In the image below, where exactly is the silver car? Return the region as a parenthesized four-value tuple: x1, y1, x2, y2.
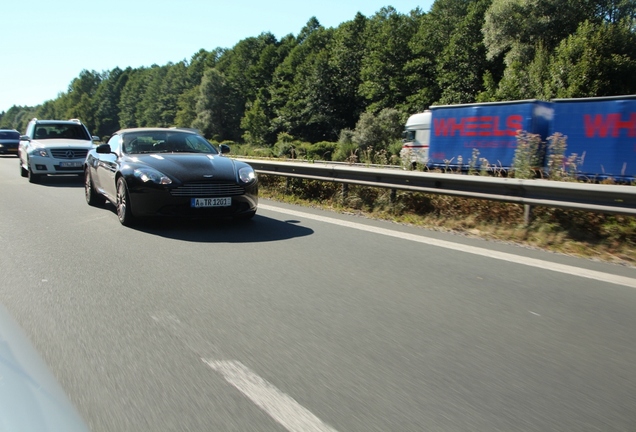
(19, 118, 98, 183)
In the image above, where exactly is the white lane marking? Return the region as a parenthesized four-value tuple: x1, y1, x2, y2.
(204, 360, 339, 432)
(260, 204, 636, 289)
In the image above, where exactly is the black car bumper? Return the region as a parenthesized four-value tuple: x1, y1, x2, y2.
(128, 182, 258, 219)
(0, 143, 18, 155)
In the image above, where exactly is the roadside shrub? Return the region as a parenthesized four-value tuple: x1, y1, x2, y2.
(333, 142, 359, 163)
(512, 131, 543, 179)
(305, 141, 338, 161)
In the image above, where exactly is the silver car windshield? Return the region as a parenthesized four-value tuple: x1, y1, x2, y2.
(122, 131, 219, 155)
(34, 124, 90, 140)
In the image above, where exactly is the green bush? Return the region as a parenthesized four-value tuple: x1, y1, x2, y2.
(304, 141, 338, 161)
(333, 142, 359, 163)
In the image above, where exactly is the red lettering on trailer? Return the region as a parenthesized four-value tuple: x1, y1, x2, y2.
(434, 115, 523, 137)
(491, 116, 507, 137)
(464, 117, 479, 136)
(434, 118, 460, 136)
(506, 115, 523, 134)
(584, 113, 636, 138)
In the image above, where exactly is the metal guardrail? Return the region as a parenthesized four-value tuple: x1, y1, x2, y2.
(237, 158, 636, 217)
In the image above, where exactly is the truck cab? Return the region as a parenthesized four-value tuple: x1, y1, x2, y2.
(400, 111, 431, 168)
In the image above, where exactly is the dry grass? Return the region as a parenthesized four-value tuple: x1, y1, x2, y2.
(259, 175, 636, 267)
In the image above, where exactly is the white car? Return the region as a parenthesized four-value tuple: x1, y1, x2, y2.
(19, 118, 98, 183)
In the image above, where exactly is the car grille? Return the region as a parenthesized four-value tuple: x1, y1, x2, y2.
(170, 182, 245, 197)
(50, 149, 89, 159)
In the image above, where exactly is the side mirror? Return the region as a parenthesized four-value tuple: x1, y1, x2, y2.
(96, 143, 112, 154)
(219, 144, 230, 154)
(92, 135, 100, 142)
(20, 135, 30, 141)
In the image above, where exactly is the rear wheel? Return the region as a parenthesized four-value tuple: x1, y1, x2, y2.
(116, 177, 135, 226)
(85, 170, 102, 206)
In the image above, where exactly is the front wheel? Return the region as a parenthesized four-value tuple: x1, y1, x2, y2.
(116, 177, 135, 226)
(19, 161, 27, 178)
(28, 167, 41, 183)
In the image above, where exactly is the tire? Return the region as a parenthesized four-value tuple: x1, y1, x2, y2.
(28, 167, 41, 184)
(19, 161, 28, 178)
(84, 170, 102, 207)
(116, 177, 135, 226)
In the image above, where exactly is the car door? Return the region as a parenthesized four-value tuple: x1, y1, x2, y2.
(96, 135, 121, 202)
(19, 122, 36, 164)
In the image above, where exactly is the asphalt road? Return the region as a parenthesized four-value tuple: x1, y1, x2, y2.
(1, 154, 636, 432)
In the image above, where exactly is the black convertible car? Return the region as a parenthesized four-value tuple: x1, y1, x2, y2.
(84, 128, 258, 226)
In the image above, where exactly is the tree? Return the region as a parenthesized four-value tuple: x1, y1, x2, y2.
(595, 0, 636, 23)
(268, 19, 335, 141)
(193, 69, 241, 141)
(118, 68, 150, 128)
(137, 65, 169, 127)
(241, 96, 270, 145)
(158, 61, 189, 127)
(93, 67, 130, 137)
(360, 7, 422, 113)
(406, 0, 467, 111)
(239, 34, 296, 145)
(548, 20, 636, 97)
(482, 0, 595, 66)
(352, 108, 403, 153)
(327, 12, 369, 132)
(436, 0, 495, 104)
(63, 69, 102, 131)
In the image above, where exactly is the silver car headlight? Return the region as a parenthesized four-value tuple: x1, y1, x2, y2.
(238, 166, 256, 184)
(133, 167, 172, 185)
(29, 148, 49, 157)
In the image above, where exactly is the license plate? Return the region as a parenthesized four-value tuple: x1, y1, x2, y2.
(191, 197, 232, 208)
(59, 162, 82, 167)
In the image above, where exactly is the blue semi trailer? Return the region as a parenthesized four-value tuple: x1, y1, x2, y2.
(401, 95, 636, 181)
(551, 95, 636, 180)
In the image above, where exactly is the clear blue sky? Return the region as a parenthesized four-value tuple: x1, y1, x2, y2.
(1, 0, 432, 113)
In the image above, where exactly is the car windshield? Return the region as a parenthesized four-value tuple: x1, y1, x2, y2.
(0, 130, 19, 140)
(122, 131, 219, 155)
(35, 124, 90, 140)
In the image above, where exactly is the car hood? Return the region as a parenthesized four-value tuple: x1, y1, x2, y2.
(127, 154, 239, 182)
(30, 139, 94, 149)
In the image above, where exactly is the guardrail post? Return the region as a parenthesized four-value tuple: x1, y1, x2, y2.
(342, 183, 349, 203)
(524, 204, 533, 225)
(390, 189, 397, 203)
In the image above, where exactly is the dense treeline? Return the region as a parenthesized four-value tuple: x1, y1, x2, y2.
(2, 0, 636, 159)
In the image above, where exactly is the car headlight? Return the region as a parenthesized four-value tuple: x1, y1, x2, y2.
(29, 148, 49, 157)
(133, 167, 172, 185)
(238, 166, 256, 183)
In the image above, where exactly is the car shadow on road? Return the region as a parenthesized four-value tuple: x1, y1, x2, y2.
(100, 203, 314, 243)
(30, 175, 84, 188)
